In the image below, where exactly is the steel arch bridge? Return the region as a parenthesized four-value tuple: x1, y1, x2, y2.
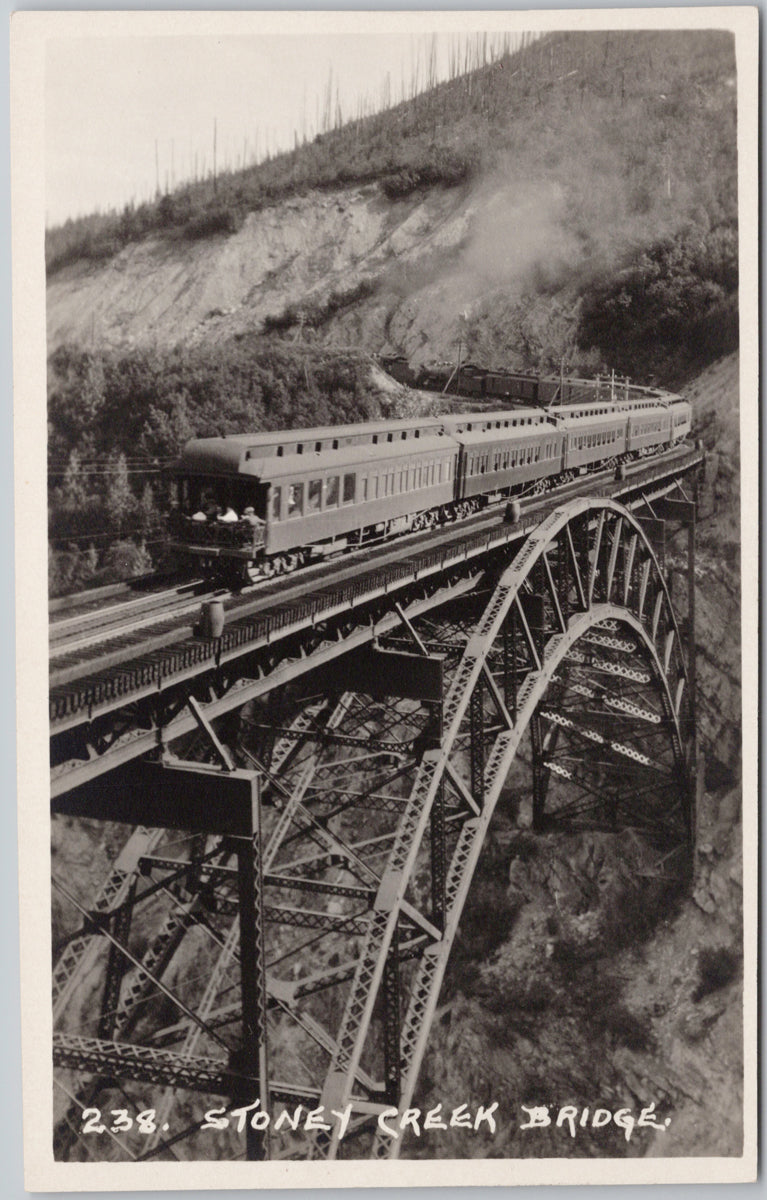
(51, 492, 698, 1163)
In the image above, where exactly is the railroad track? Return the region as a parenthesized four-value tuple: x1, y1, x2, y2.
(49, 579, 213, 658)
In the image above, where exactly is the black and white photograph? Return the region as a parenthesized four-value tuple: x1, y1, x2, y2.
(12, 8, 757, 1190)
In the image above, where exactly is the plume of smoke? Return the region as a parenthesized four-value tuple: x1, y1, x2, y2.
(459, 181, 582, 297)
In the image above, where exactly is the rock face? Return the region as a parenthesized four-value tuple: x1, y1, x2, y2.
(47, 184, 470, 356)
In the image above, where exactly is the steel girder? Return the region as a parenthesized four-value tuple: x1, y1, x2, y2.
(51, 495, 696, 1164)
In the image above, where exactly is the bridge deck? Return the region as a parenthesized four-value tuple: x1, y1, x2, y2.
(51, 446, 701, 726)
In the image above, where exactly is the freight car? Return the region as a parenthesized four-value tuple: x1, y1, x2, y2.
(169, 386, 691, 584)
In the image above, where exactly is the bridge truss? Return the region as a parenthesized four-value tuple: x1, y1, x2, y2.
(51, 488, 700, 1163)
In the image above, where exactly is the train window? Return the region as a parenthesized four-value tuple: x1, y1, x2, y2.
(333, 440, 339, 450)
(271, 486, 282, 520)
(308, 479, 322, 511)
(387, 433, 394, 443)
(373, 435, 378, 444)
(361, 476, 368, 502)
(297, 444, 303, 454)
(326, 476, 339, 507)
(288, 483, 304, 518)
(277, 446, 284, 457)
(402, 431, 407, 440)
(315, 442, 322, 453)
(343, 474, 356, 504)
(415, 429, 420, 438)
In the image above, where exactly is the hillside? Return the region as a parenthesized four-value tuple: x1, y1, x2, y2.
(47, 29, 737, 381)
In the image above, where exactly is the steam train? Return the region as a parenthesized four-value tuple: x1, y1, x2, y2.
(378, 354, 634, 406)
(169, 383, 692, 585)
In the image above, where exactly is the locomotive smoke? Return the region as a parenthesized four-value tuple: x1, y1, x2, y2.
(459, 180, 581, 297)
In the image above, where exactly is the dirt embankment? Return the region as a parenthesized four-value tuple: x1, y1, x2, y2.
(46, 174, 600, 370)
(47, 183, 469, 358)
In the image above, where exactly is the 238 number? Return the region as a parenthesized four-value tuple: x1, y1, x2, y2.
(81, 1108, 159, 1135)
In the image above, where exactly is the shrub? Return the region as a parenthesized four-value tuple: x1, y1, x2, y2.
(183, 205, 240, 240)
(578, 225, 739, 384)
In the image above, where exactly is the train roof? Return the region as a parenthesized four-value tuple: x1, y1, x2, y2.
(554, 390, 683, 416)
(443, 408, 554, 430)
(176, 434, 457, 480)
(191, 414, 445, 450)
(558, 409, 631, 429)
(456, 425, 561, 448)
